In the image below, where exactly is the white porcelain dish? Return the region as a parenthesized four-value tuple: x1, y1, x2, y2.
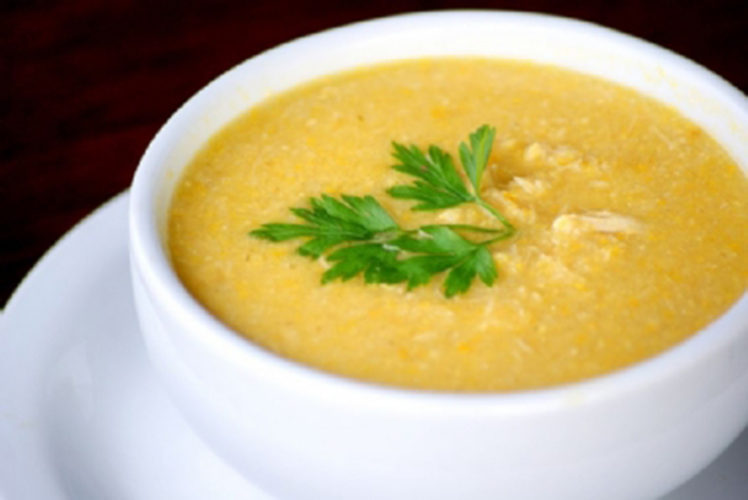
(129, 11, 748, 500)
(1, 194, 747, 499)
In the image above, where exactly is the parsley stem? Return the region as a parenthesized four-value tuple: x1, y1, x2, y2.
(440, 224, 505, 234)
(430, 223, 513, 247)
(475, 197, 516, 236)
(480, 230, 515, 246)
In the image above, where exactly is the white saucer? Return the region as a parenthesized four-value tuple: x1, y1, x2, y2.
(0, 192, 746, 500)
(0, 193, 270, 500)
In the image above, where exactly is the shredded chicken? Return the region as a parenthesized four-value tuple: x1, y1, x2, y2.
(510, 176, 548, 196)
(552, 211, 642, 235)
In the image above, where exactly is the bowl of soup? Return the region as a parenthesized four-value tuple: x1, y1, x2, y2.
(129, 10, 748, 500)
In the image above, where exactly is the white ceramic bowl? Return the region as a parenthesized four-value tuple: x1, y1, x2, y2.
(129, 11, 748, 500)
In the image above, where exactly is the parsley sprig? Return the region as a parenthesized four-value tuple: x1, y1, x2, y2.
(251, 125, 515, 297)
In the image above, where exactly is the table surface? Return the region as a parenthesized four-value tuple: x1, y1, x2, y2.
(2, 0, 747, 307)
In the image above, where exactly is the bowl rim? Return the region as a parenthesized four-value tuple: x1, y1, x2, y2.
(129, 9, 748, 414)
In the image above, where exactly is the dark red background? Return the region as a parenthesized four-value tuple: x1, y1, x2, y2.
(2, 0, 747, 307)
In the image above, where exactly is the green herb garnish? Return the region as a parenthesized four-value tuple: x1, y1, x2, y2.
(251, 125, 515, 297)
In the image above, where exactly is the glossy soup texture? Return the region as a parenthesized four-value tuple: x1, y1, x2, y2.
(168, 59, 748, 391)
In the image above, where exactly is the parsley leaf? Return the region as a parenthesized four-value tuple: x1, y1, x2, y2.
(387, 143, 473, 210)
(460, 124, 496, 193)
(323, 243, 403, 285)
(251, 194, 398, 258)
(443, 245, 497, 297)
(390, 226, 498, 296)
(388, 124, 515, 236)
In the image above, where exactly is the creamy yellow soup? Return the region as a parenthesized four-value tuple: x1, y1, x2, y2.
(168, 59, 748, 391)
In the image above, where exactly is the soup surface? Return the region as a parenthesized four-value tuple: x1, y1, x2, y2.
(169, 59, 748, 391)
